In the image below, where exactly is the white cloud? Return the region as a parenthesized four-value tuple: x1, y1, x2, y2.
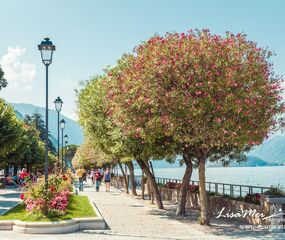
(0, 46, 36, 90)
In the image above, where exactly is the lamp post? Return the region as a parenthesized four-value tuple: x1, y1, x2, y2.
(38, 37, 55, 214)
(64, 134, 68, 170)
(54, 97, 63, 171)
(64, 137, 68, 171)
(60, 119, 66, 173)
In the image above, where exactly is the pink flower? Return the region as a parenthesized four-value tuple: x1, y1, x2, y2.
(215, 118, 222, 123)
(20, 194, 25, 200)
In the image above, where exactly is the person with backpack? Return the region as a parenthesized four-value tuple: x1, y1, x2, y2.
(75, 165, 85, 192)
(104, 168, 111, 192)
(95, 169, 102, 192)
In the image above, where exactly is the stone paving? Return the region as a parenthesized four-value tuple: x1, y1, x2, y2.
(0, 181, 284, 239)
(0, 188, 21, 215)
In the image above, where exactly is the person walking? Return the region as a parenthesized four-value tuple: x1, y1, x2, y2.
(104, 168, 111, 192)
(75, 165, 85, 192)
(19, 168, 29, 191)
(95, 169, 102, 192)
(91, 168, 95, 186)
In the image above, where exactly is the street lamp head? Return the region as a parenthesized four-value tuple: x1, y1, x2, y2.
(38, 37, 55, 66)
(60, 119, 66, 130)
(64, 134, 68, 142)
(54, 96, 63, 112)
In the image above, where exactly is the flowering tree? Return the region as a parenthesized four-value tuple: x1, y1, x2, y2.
(77, 76, 176, 206)
(76, 76, 134, 194)
(72, 138, 110, 169)
(106, 30, 284, 224)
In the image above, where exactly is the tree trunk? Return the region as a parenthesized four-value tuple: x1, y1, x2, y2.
(4, 166, 9, 176)
(118, 162, 129, 194)
(126, 161, 137, 196)
(149, 161, 155, 203)
(146, 180, 151, 200)
(141, 171, 145, 200)
(136, 159, 163, 209)
(198, 155, 210, 225)
(13, 166, 18, 176)
(176, 152, 193, 215)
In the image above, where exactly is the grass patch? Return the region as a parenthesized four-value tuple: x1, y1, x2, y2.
(0, 195, 96, 222)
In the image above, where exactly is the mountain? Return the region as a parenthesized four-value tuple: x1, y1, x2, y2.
(249, 135, 285, 164)
(11, 103, 83, 146)
(207, 155, 279, 167)
(14, 110, 24, 120)
(140, 155, 278, 169)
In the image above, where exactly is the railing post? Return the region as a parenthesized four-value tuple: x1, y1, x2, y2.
(240, 186, 242, 197)
(215, 183, 218, 194)
(223, 184, 225, 195)
(230, 184, 234, 197)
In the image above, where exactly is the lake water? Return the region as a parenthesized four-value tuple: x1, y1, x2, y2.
(134, 166, 285, 188)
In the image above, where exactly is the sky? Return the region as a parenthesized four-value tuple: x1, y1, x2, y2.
(0, 0, 285, 120)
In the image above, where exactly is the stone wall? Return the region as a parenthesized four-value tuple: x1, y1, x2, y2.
(112, 176, 266, 225)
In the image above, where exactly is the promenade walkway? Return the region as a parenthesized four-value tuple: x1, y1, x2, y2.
(0, 181, 284, 239)
(81, 181, 284, 240)
(0, 188, 20, 215)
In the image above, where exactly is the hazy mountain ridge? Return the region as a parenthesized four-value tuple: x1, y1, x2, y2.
(249, 136, 285, 164)
(11, 103, 83, 146)
(141, 155, 279, 169)
(9, 103, 285, 165)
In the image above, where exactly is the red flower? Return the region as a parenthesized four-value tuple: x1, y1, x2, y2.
(255, 193, 261, 201)
(62, 175, 68, 181)
(20, 194, 25, 200)
(50, 186, 55, 192)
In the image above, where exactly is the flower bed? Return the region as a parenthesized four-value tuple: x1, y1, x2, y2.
(0, 195, 96, 222)
(21, 173, 73, 217)
(0, 195, 105, 233)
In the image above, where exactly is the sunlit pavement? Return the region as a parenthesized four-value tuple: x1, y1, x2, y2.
(0, 181, 284, 239)
(0, 188, 21, 215)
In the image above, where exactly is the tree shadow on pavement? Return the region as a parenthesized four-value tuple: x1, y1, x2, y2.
(146, 201, 285, 240)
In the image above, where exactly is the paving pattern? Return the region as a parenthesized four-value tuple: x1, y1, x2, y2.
(0, 188, 21, 215)
(0, 181, 284, 239)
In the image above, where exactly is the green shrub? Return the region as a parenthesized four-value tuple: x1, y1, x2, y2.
(264, 185, 284, 196)
(244, 193, 261, 205)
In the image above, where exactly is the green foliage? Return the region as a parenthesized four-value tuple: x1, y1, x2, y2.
(264, 185, 284, 196)
(0, 65, 7, 90)
(72, 138, 110, 169)
(4, 126, 44, 167)
(244, 193, 261, 205)
(24, 113, 57, 154)
(0, 100, 56, 171)
(0, 98, 23, 160)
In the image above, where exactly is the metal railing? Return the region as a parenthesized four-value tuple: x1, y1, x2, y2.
(132, 175, 271, 198)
